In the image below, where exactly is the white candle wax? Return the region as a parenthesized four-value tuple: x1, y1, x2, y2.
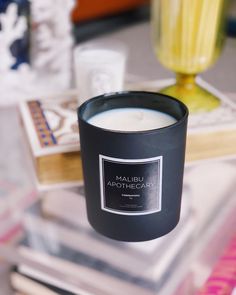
(88, 108, 177, 131)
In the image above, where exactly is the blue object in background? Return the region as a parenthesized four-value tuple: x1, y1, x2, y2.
(228, 18, 236, 36)
(0, 0, 30, 69)
(227, 0, 236, 37)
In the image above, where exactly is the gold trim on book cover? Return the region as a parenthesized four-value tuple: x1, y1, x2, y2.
(36, 152, 83, 185)
(186, 130, 236, 162)
(20, 116, 83, 186)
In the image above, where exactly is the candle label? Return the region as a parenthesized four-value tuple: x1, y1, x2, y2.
(99, 155, 162, 215)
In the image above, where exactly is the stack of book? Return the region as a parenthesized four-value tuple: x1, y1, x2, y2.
(9, 186, 195, 295)
(184, 159, 236, 235)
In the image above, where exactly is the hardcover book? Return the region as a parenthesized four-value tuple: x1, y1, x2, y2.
(14, 188, 194, 295)
(19, 80, 236, 187)
(128, 78, 236, 163)
(11, 268, 77, 295)
(19, 94, 83, 187)
(192, 185, 236, 292)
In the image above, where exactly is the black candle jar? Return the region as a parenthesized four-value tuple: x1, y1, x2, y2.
(78, 91, 188, 242)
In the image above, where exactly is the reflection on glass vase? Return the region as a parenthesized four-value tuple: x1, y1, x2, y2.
(151, 0, 228, 113)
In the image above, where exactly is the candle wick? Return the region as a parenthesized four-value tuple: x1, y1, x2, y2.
(136, 111, 144, 121)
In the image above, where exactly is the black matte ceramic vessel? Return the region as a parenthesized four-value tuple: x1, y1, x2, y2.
(78, 91, 188, 242)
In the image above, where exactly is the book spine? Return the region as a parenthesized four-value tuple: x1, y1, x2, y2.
(197, 234, 236, 294)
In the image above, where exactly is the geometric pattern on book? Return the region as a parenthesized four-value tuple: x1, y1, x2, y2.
(28, 101, 57, 147)
(28, 98, 78, 148)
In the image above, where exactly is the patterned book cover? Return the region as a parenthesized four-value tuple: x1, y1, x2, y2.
(20, 80, 236, 162)
(19, 95, 80, 157)
(19, 94, 83, 187)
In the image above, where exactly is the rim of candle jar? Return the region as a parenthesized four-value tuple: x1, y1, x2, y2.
(77, 91, 189, 135)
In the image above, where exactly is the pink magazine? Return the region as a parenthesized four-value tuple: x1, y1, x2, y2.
(197, 234, 236, 294)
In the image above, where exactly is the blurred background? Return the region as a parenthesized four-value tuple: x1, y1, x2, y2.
(72, 0, 236, 41)
(0, 1, 236, 295)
